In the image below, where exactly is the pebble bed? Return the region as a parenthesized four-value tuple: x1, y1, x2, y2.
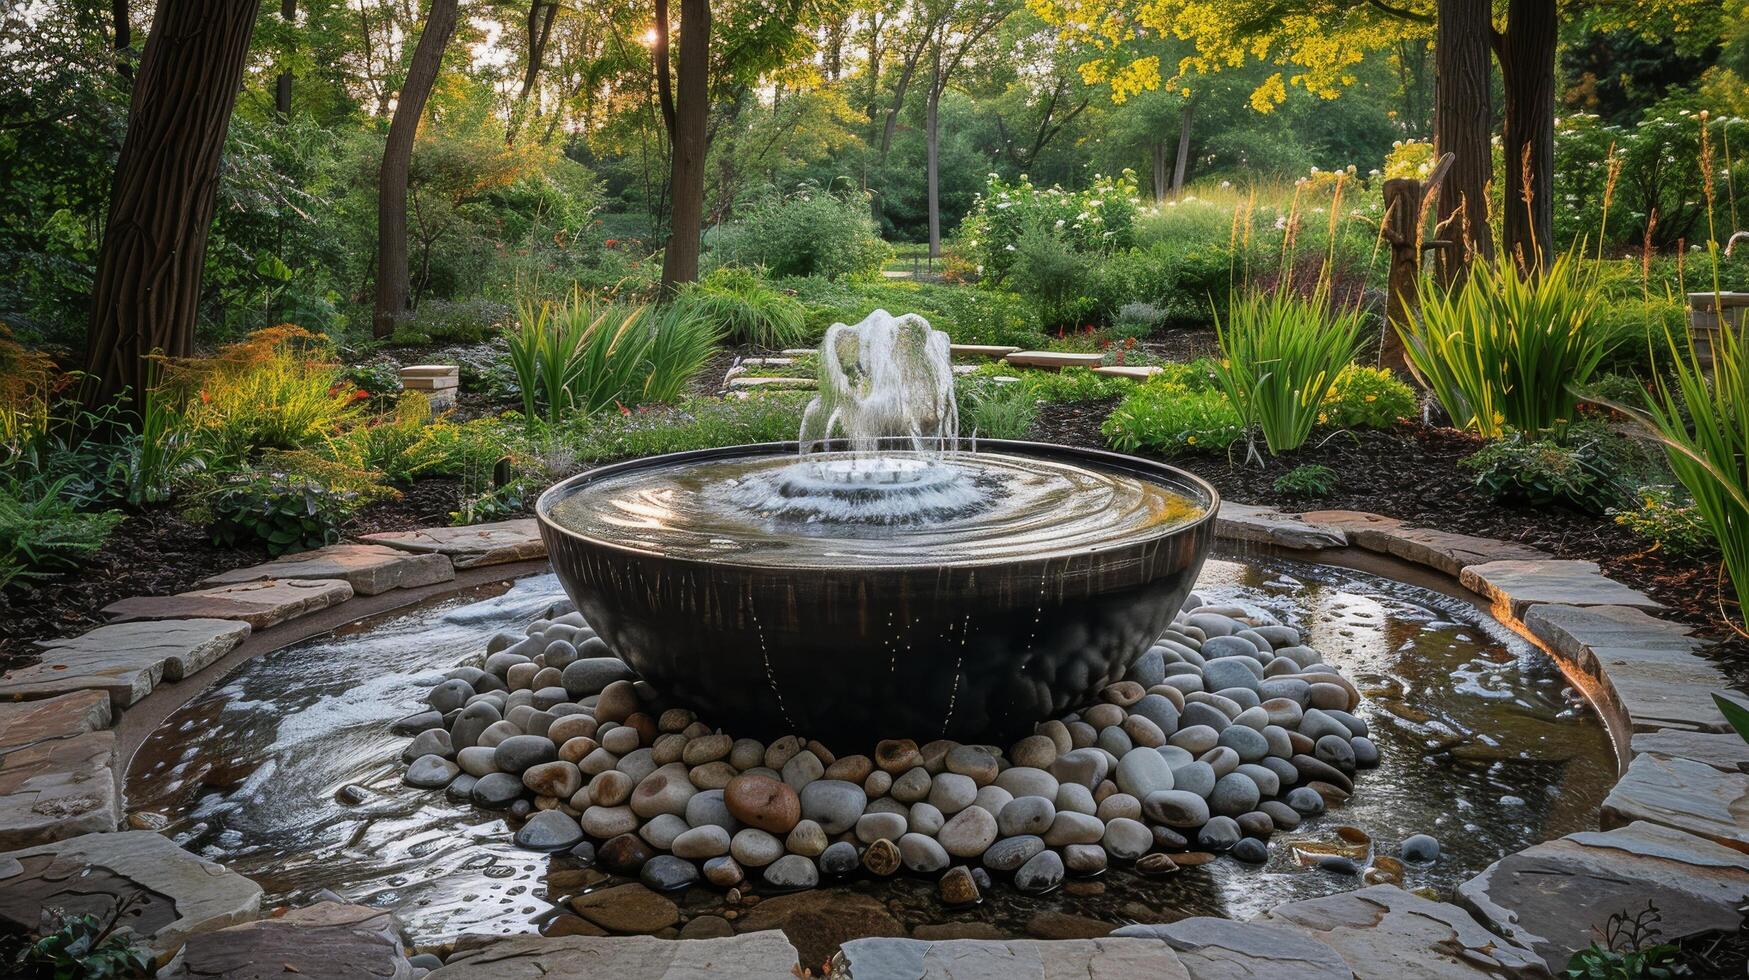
(395, 592, 1408, 905)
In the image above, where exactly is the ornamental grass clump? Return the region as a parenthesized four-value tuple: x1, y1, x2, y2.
(1401, 249, 1617, 438)
(1211, 282, 1366, 457)
(508, 292, 720, 423)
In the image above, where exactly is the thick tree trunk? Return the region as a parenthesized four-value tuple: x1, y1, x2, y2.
(275, 0, 295, 120)
(372, 0, 459, 338)
(659, 0, 712, 294)
(1432, 0, 1494, 285)
(926, 46, 942, 258)
(1498, 0, 1555, 271)
(82, 0, 260, 410)
(1170, 98, 1194, 195)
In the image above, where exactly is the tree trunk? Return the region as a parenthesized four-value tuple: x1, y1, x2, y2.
(1151, 140, 1168, 204)
(1498, 0, 1555, 272)
(275, 0, 295, 120)
(1432, 0, 1494, 285)
(926, 45, 942, 259)
(82, 0, 260, 410)
(372, 0, 459, 338)
(659, 0, 712, 294)
(111, 0, 132, 85)
(1170, 98, 1194, 195)
(508, 0, 559, 145)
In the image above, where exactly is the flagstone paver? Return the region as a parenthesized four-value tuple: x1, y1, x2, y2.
(0, 689, 111, 745)
(164, 901, 414, 980)
(1457, 821, 1749, 972)
(360, 519, 546, 568)
(0, 619, 251, 708)
(199, 544, 453, 596)
(1600, 754, 1749, 851)
(0, 729, 118, 849)
(1110, 918, 1353, 979)
(1250, 884, 1546, 979)
(1459, 560, 1664, 617)
(1631, 730, 1749, 773)
(1214, 503, 1347, 550)
(102, 578, 355, 630)
(834, 937, 1191, 980)
(1301, 511, 1550, 576)
(425, 930, 800, 978)
(1519, 604, 1699, 664)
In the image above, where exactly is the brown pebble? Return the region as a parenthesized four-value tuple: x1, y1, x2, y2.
(1335, 825, 1370, 846)
(623, 712, 658, 746)
(938, 865, 981, 905)
(1101, 681, 1145, 707)
(875, 739, 923, 774)
(824, 754, 874, 783)
(1308, 780, 1351, 803)
(1137, 853, 1178, 876)
(1171, 851, 1217, 866)
(863, 838, 901, 875)
(723, 773, 801, 833)
(805, 739, 837, 766)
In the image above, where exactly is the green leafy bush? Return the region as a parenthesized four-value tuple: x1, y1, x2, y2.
(506, 295, 719, 422)
(963, 383, 1038, 440)
(334, 393, 462, 483)
(676, 267, 810, 349)
(960, 172, 1139, 281)
(1212, 284, 1366, 455)
(1561, 902, 1682, 980)
(1401, 250, 1618, 437)
(1102, 382, 1245, 453)
(4, 895, 151, 979)
(1320, 365, 1417, 430)
(1007, 222, 1095, 328)
(708, 184, 889, 280)
(200, 453, 391, 555)
(1273, 464, 1337, 497)
(1592, 298, 1685, 374)
(552, 394, 809, 466)
(383, 297, 513, 346)
(168, 326, 364, 463)
(783, 277, 1046, 349)
(1112, 301, 1167, 339)
(1612, 486, 1714, 555)
(0, 479, 123, 591)
(1459, 422, 1660, 514)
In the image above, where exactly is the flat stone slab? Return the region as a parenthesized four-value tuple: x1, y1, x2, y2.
(726, 375, 816, 389)
(200, 544, 454, 597)
(1457, 820, 1749, 972)
(950, 344, 1021, 358)
(1601, 754, 1749, 851)
(1, 619, 251, 709)
(0, 831, 263, 966)
(360, 520, 546, 569)
(1003, 351, 1104, 370)
(426, 930, 800, 978)
(1214, 503, 1347, 550)
(1251, 884, 1545, 978)
(1111, 918, 1353, 979)
(1632, 729, 1749, 773)
(102, 578, 355, 630)
(1520, 603, 1697, 664)
(835, 937, 1190, 979)
(1090, 365, 1162, 379)
(1303, 511, 1549, 576)
(1459, 559, 1664, 618)
(1587, 647, 1749, 732)
(0, 690, 111, 747)
(166, 901, 413, 979)
(0, 729, 118, 849)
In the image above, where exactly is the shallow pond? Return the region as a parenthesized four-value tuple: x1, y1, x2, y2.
(126, 553, 1617, 948)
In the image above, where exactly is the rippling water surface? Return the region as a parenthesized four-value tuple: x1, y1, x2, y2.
(127, 554, 1616, 944)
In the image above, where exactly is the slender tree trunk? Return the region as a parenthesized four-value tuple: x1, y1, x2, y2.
(659, 0, 712, 294)
(1170, 98, 1195, 195)
(372, 0, 459, 337)
(1151, 140, 1168, 204)
(1498, 0, 1555, 272)
(111, 0, 132, 85)
(508, 0, 558, 145)
(82, 0, 260, 410)
(275, 0, 296, 120)
(1433, 0, 1494, 285)
(926, 45, 942, 258)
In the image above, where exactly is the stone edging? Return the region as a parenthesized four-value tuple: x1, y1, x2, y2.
(3, 506, 1747, 978)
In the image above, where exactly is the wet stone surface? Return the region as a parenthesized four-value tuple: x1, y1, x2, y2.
(127, 556, 1614, 953)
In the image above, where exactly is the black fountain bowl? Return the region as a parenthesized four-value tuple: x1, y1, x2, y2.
(535, 440, 1219, 748)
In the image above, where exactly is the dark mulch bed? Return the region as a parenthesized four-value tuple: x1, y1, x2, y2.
(0, 477, 468, 671)
(1028, 400, 1748, 667)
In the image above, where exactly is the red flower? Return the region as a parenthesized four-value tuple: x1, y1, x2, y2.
(605, 239, 619, 247)
(353, 389, 370, 401)
(616, 401, 631, 416)
(199, 389, 212, 404)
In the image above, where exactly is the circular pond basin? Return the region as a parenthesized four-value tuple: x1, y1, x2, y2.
(125, 552, 1615, 948)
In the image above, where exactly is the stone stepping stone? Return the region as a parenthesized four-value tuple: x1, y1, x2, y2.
(361, 519, 546, 569)
(1252, 884, 1545, 978)
(568, 882, 680, 933)
(201, 544, 454, 597)
(1589, 648, 1749, 733)
(1003, 351, 1104, 370)
(426, 930, 800, 978)
(0, 619, 251, 708)
(1215, 503, 1346, 551)
(102, 578, 355, 630)
(734, 889, 905, 969)
(1459, 559, 1663, 618)
(739, 357, 798, 367)
(1457, 820, 1749, 973)
(0, 831, 263, 968)
(1111, 918, 1353, 979)
(837, 937, 1191, 979)
(1300, 511, 1549, 576)
(1520, 603, 1698, 661)
(1631, 730, 1749, 773)
(0, 689, 111, 746)
(0, 728, 118, 849)
(163, 901, 412, 980)
(400, 364, 459, 389)
(949, 344, 1021, 359)
(726, 376, 816, 389)
(1090, 365, 1162, 379)
(1601, 755, 1749, 850)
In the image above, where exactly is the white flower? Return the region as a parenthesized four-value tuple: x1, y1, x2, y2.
(1274, 216, 1288, 230)
(975, 265, 983, 274)
(1219, 181, 1232, 189)
(1004, 244, 1015, 251)
(1054, 219, 1065, 229)
(996, 202, 1012, 209)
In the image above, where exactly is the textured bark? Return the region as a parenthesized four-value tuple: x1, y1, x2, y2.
(1432, 0, 1494, 284)
(82, 0, 261, 410)
(111, 0, 132, 85)
(926, 43, 941, 257)
(372, 0, 459, 337)
(1498, 0, 1555, 271)
(275, 0, 295, 119)
(507, 0, 559, 145)
(659, 0, 712, 293)
(1382, 177, 1425, 376)
(1151, 140, 1168, 203)
(1171, 98, 1195, 194)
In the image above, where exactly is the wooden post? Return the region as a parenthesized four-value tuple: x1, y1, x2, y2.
(1380, 153, 1454, 378)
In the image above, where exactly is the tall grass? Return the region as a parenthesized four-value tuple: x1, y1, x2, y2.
(676, 267, 810, 349)
(1211, 282, 1367, 456)
(508, 291, 720, 422)
(1400, 249, 1617, 437)
(167, 325, 362, 461)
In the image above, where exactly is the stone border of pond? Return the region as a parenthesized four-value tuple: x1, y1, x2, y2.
(2, 507, 1746, 978)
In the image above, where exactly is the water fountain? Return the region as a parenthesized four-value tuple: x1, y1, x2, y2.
(537, 310, 1218, 744)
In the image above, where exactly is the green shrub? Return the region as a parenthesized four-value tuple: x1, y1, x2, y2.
(1612, 486, 1714, 555)
(506, 294, 719, 422)
(1458, 421, 1660, 514)
(1084, 242, 1235, 327)
(169, 326, 364, 463)
(963, 383, 1038, 440)
(676, 267, 810, 349)
(960, 171, 1139, 281)
(334, 394, 461, 483)
(1112, 302, 1166, 339)
(1273, 464, 1337, 497)
(1212, 284, 1367, 455)
(1102, 382, 1245, 453)
(200, 452, 392, 556)
(783, 277, 1046, 349)
(708, 184, 889, 280)
(552, 393, 810, 466)
(382, 297, 513, 346)
(0, 479, 123, 591)
(1593, 298, 1685, 374)
(1320, 365, 1418, 430)
(1401, 250, 1618, 437)
(1007, 222, 1095, 328)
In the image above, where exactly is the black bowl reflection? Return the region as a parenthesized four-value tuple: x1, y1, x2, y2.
(535, 440, 1218, 748)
